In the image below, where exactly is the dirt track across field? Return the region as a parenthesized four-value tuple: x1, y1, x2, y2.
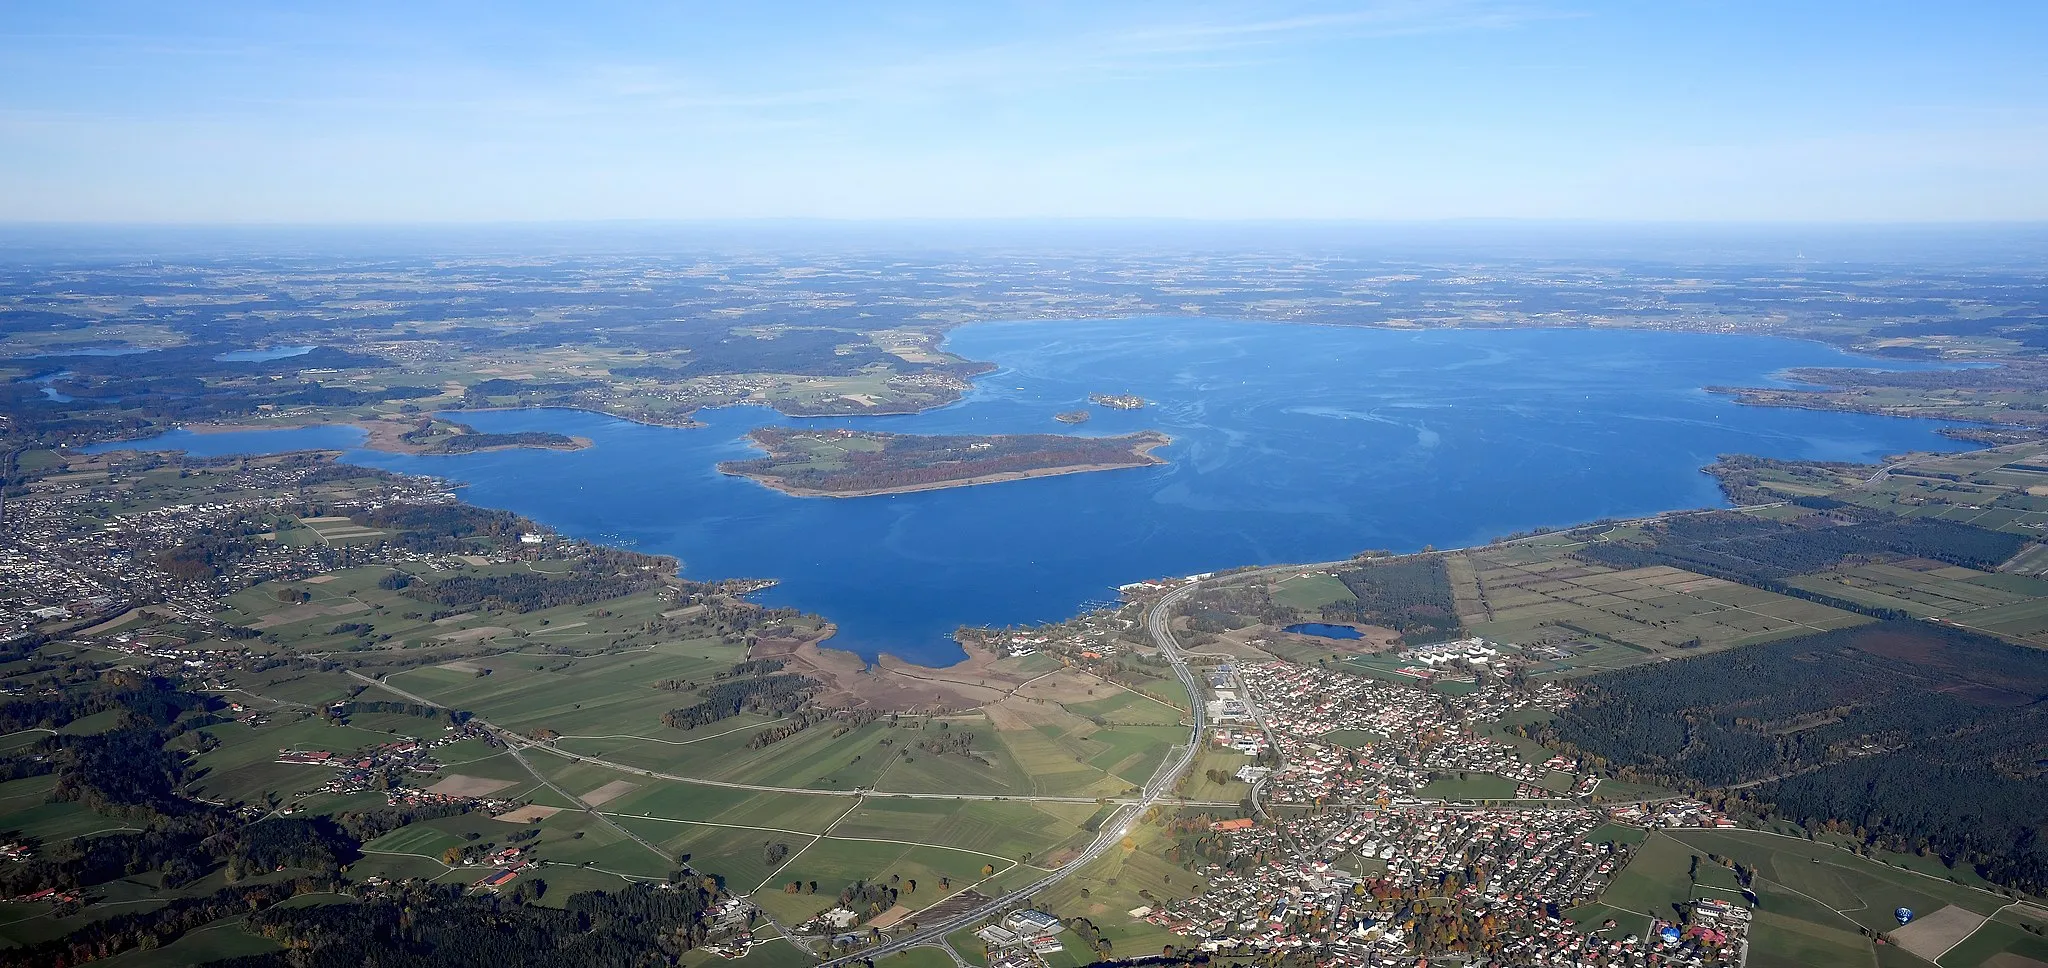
(1890, 905, 1986, 961)
(425, 775, 516, 798)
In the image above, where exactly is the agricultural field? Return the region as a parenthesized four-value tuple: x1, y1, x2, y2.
(827, 800, 1097, 862)
(1456, 544, 1871, 669)
(1414, 774, 1520, 801)
(1789, 560, 2048, 644)
(218, 565, 698, 665)
(744, 838, 1016, 925)
(1828, 442, 2048, 542)
(1270, 572, 1354, 611)
(1588, 826, 2028, 968)
(384, 637, 749, 739)
(1933, 904, 2048, 968)
(981, 696, 1173, 798)
(1032, 820, 1206, 961)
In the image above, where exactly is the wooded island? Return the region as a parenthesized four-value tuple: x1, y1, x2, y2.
(719, 427, 1170, 497)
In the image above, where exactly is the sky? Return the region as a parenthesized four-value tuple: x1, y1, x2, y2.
(2, 1, 2046, 223)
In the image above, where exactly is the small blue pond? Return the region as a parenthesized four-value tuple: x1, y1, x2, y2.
(1282, 623, 1364, 640)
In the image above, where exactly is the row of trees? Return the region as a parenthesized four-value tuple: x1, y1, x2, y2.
(660, 672, 820, 729)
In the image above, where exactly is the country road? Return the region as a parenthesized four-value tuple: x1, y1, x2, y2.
(337, 539, 1613, 964)
(806, 577, 1212, 967)
(344, 604, 1220, 968)
(342, 669, 1237, 808)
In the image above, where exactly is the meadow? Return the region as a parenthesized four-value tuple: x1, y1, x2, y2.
(1587, 826, 2035, 968)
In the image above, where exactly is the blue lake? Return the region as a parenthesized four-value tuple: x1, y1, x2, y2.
(96, 319, 1978, 666)
(215, 345, 316, 362)
(1281, 623, 1365, 640)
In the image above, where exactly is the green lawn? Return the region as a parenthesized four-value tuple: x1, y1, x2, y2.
(1414, 774, 1519, 800)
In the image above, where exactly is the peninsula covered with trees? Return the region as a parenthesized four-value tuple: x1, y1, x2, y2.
(719, 427, 1171, 497)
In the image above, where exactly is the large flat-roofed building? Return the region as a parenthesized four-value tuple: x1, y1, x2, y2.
(1002, 909, 1062, 938)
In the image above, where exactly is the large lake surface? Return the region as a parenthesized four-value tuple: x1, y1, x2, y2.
(100, 319, 1977, 665)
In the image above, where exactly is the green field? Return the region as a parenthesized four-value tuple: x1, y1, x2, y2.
(100, 918, 284, 967)
(745, 838, 1012, 924)
(1788, 561, 2048, 643)
(1035, 821, 1205, 961)
(1936, 906, 2048, 968)
(219, 566, 711, 670)
(1590, 827, 2025, 967)
(1458, 546, 1872, 671)
(875, 946, 958, 968)
(1414, 774, 1520, 800)
(1271, 572, 1355, 611)
(827, 800, 1095, 860)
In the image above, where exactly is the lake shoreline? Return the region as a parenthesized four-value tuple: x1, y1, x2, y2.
(181, 417, 595, 455)
(82, 322, 1984, 666)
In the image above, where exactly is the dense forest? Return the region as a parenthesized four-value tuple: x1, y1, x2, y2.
(197, 881, 720, 968)
(348, 503, 532, 552)
(661, 672, 821, 729)
(405, 568, 662, 614)
(1575, 511, 2026, 581)
(1321, 557, 1460, 642)
(420, 430, 579, 453)
(1545, 622, 2048, 892)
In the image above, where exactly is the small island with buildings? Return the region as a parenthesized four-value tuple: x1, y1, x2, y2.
(1087, 392, 1147, 410)
(719, 427, 1171, 497)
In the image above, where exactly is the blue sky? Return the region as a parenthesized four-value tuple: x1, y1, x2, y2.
(3, 1, 2044, 222)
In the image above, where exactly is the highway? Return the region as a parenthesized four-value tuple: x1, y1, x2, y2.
(331, 502, 1833, 962)
(807, 580, 1211, 967)
(346, 585, 1212, 967)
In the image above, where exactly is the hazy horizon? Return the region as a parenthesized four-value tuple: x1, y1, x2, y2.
(5, 2, 2046, 223)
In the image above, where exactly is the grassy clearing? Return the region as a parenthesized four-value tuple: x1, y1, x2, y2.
(1271, 572, 1354, 611)
(101, 917, 283, 967)
(947, 927, 992, 967)
(1414, 774, 1520, 800)
(876, 947, 957, 968)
